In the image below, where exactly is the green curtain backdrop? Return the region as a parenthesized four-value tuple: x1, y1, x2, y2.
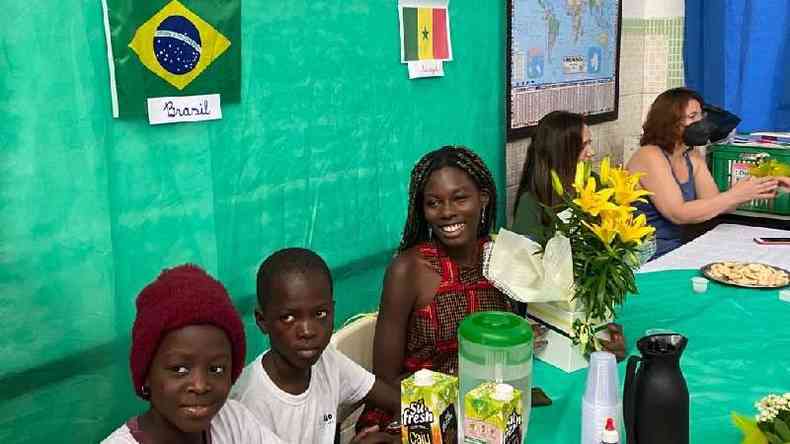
(0, 1, 505, 442)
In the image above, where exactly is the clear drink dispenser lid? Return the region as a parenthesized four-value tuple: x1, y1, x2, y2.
(458, 311, 533, 347)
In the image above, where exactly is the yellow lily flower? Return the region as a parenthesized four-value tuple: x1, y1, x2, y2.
(599, 156, 612, 186)
(600, 204, 636, 223)
(573, 177, 618, 217)
(609, 167, 652, 206)
(582, 217, 617, 245)
(616, 213, 656, 245)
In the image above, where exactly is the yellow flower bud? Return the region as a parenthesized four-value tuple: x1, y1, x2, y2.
(551, 170, 565, 196)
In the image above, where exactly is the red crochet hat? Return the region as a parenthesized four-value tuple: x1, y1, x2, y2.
(130, 264, 246, 399)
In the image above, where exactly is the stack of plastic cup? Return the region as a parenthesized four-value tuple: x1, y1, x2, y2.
(581, 351, 623, 444)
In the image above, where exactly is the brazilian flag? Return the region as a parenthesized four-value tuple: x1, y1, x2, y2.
(101, 0, 240, 118)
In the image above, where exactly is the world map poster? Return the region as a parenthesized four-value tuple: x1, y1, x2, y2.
(507, 0, 621, 139)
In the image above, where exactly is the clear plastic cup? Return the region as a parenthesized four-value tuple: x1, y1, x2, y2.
(583, 351, 619, 406)
(691, 276, 709, 293)
(582, 351, 622, 444)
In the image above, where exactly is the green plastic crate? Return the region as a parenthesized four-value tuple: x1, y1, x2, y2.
(708, 143, 790, 215)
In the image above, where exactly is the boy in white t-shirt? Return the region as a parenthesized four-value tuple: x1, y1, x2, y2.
(231, 248, 399, 444)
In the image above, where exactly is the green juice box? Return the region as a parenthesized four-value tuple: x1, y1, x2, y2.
(463, 382, 523, 444)
(401, 369, 459, 444)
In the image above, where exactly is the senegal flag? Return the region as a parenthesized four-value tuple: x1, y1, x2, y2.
(400, 6, 452, 62)
(101, 0, 240, 118)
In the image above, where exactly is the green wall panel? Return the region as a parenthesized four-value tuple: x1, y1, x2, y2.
(0, 1, 505, 442)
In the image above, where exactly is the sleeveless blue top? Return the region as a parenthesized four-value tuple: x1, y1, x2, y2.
(636, 150, 697, 259)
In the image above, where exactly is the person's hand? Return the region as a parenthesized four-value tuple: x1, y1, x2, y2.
(599, 323, 626, 362)
(774, 176, 790, 191)
(530, 322, 549, 353)
(729, 177, 778, 204)
(351, 426, 399, 444)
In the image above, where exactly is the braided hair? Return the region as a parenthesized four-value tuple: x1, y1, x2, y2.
(399, 145, 497, 252)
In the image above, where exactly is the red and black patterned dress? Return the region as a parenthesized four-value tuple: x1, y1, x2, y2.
(357, 238, 510, 432)
(403, 238, 510, 375)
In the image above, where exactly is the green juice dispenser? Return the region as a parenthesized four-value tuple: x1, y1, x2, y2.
(458, 311, 533, 443)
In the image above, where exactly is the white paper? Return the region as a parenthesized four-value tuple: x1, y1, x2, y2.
(557, 208, 573, 224)
(399, 0, 447, 6)
(751, 131, 790, 137)
(408, 60, 444, 79)
(484, 228, 575, 303)
(147, 94, 222, 125)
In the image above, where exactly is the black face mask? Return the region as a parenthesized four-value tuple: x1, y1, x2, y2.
(682, 119, 715, 146)
(682, 104, 741, 147)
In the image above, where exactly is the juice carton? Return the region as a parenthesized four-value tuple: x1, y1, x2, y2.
(401, 369, 459, 444)
(463, 382, 523, 444)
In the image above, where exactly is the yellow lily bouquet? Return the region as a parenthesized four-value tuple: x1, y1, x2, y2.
(549, 157, 655, 354)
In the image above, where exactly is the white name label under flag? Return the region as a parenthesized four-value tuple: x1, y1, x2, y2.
(147, 94, 222, 125)
(408, 60, 444, 79)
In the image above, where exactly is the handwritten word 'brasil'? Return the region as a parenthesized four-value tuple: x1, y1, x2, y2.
(163, 100, 211, 118)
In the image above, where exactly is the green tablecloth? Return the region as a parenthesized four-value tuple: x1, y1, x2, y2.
(525, 269, 790, 443)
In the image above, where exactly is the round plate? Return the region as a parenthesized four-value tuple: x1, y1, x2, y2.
(701, 262, 790, 289)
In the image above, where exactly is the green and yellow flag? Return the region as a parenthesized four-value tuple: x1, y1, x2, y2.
(400, 6, 452, 62)
(101, 0, 240, 118)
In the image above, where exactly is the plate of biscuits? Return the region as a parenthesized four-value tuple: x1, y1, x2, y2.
(701, 261, 790, 288)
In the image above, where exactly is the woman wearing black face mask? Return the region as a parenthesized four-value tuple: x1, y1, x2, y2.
(626, 87, 778, 259)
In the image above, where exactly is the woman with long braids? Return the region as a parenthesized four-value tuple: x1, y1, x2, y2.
(356, 146, 513, 432)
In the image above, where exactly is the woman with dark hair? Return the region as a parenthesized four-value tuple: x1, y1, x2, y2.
(626, 87, 777, 258)
(375, 146, 506, 377)
(357, 146, 511, 432)
(512, 111, 593, 244)
(510, 111, 624, 358)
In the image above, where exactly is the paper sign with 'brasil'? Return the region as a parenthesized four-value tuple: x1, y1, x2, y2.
(400, 7, 452, 62)
(101, 0, 240, 118)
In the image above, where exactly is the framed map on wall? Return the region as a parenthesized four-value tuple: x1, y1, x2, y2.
(507, 0, 622, 141)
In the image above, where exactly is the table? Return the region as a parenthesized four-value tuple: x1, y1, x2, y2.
(526, 269, 790, 443)
(639, 223, 790, 273)
(733, 209, 790, 223)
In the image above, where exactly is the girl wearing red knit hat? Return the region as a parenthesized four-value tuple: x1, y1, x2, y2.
(101, 264, 284, 444)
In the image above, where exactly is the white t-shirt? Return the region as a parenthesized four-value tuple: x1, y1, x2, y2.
(230, 345, 376, 444)
(100, 399, 285, 444)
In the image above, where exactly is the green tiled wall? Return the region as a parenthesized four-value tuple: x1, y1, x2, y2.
(623, 17, 685, 88)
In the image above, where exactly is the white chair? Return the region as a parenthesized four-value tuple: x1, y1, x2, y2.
(330, 314, 378, 444)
